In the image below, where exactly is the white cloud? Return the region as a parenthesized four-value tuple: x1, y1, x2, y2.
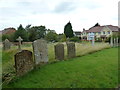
(0, 0, 119, 33)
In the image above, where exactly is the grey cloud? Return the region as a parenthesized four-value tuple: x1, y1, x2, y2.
(54, 2, 77, 13)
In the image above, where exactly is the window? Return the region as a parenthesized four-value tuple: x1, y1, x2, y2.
(108, 31, 110, 34)
(98, 32, 101, 34)
(103, 31, 105, 34)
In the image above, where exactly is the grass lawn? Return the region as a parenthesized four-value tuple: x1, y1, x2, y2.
(2, 42, 110, 76)
(3, 47, 118, 88)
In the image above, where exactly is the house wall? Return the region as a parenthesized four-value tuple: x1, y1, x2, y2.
(100, 27, 112, 37)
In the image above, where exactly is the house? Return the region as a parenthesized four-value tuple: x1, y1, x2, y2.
(73, 31, 81, 38)
(81, 25, 119, 41)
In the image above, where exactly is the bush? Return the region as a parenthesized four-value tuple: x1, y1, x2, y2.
(58, 34, 67, 42)
(95, 38, 102, 42)
(2, 34, 14, 42)
(69, 36, 80, 42)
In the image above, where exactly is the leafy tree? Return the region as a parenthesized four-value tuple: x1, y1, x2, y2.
(14, 24, 28, 41)
(69, 36, 80, 42)
(25, 24, 31, 32)
(28, 28, 38, 41)
(27, 25, 47, 41)
(45, 30, 58, 42)
(58, 34, 67, 42)
(2, 33, 15, 42)
(64, 21, 74, 38)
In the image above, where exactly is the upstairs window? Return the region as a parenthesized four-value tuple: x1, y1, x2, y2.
(108, 31, 110, 34)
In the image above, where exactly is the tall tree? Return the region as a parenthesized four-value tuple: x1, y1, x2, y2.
(14, 24, 28, 41)
(45, 30, 58, 42)
(64, 21, 74, 38)
(27, 25, 47, 41)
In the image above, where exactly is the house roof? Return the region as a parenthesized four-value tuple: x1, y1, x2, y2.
(82, 25, 119, 33)
(87, 26, 104, 33)
(2, 28, 16, 34)
(105, 25, 119, 32)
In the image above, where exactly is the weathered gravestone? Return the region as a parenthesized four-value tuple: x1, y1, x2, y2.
(16, 36, 23, 51)
(33, 39, 48, 65)
(54, 44, 64, 60)
(67, 42, 76, 58)
(3, 39, 11, 50)
(14, 50, 34, 76)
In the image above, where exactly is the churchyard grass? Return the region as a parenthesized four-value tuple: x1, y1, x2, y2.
(4, 47, 118, 88)
(2, 42, 110, 75)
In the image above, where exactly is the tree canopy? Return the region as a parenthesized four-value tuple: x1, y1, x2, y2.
(64, 21, 74, 38)
(14, 24, 28, 41)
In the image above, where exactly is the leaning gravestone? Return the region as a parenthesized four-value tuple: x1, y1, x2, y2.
(33, 39, 48, 65)
(14, 50, 34, 76)
(3, 39, 11, 50)
(54, 44, 64, 60)
(67, 42, 76, 58)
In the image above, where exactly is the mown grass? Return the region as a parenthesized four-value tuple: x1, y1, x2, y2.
(3, 47, 118, 88)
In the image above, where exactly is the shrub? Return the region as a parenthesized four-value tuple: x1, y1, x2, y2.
(69, 36, 80, 42)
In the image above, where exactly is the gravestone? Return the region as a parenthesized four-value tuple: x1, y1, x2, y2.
(33, 39, 48, 65)
(16, 36, 23, 51)
(67, 42, 76, 58)
(3, 39, 11, 50)
(54, 44, 64, 60)
(14, 50, 34, 76)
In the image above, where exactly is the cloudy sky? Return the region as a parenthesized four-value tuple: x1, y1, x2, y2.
(0, 0, 119, 34)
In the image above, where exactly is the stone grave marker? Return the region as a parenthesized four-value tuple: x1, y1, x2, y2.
(67, 42, 76, 58)
(3, 39, 11, 50)
(16, 36, 23, 51)
(33, 39, 48, 65)
(14, 50, 34, 76)
(54, 44, 64, 60)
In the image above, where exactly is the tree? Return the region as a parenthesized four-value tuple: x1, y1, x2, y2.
(64, 21, 74, 38)
(45, 30, 58, 42)
(14, 24, 28, 41)
(27, 25, 47, 41)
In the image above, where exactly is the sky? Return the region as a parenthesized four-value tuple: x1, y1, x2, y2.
(0, 0, 119, 34)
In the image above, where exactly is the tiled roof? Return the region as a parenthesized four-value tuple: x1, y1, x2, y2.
(2, 28, 16, 34)
(87, 26, 104, 33)
(82, 25, 119, 33)
(105, 25, 119, 32)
